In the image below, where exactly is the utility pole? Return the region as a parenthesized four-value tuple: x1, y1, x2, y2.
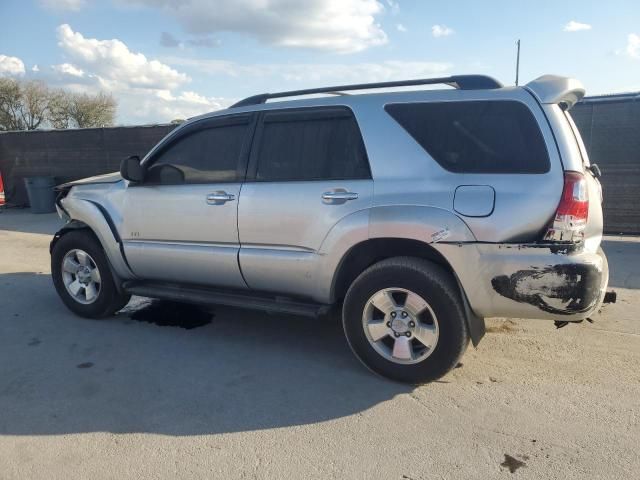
(515, 39, 521, 86)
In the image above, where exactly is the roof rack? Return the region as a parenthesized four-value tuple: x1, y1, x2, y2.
(230, 75, 503, 108)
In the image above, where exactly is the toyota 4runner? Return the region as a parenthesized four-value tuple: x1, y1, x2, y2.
(51, 74, 612, 383)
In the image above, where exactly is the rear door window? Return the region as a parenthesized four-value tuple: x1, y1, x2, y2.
(253, 107, 370, 181)
(385, 100, 550, 174)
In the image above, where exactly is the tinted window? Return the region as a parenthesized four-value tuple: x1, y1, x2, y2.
(146, 122, 248, 184)
(255, 109, 370, 181)
(385, 101, 550, 173)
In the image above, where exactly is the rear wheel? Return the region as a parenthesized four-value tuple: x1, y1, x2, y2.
(52, 230, 130, 318)
(342, 257, 469, 383)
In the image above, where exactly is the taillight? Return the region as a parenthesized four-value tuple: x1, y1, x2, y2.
(544, 171, 589, 242)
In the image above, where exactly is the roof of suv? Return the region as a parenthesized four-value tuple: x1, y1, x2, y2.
(184, 74, 585, 125)
(229, 75, 504, 108)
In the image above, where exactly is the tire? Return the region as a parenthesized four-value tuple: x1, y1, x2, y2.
(51, 229, 131, 318)
(342, 256, 469, 384)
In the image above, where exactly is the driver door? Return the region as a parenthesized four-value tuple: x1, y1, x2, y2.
(121, 114, 255, 288)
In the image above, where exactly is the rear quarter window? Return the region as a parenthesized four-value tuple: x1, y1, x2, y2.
(385, 100, 550, 174)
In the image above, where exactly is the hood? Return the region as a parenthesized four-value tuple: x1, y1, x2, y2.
(55, 171, 122, 191)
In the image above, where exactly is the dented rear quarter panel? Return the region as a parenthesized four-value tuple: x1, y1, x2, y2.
(433, 242, 608, 321)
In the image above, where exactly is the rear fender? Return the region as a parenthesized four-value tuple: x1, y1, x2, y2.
(317, 205, 476, 302)
(318, 205, 485, 345)
(368, 205, 477, 243)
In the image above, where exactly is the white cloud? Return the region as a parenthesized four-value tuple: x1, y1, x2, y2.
(563, 21, 592, 32)
(177, 91, 217, 105)
(127, 0, 388, 53)
(32, 65, 40, 72)
(52, 63, 85, 77)
(164, 57, 452, 84)
(626, 33, 640, 59)
(396, 23, 407, 33)
(57, 24, 189, 91)
(0, 55, 24, 76)
(118, 90, 229, 123)
(43, 25, 226, 124)
(431, 24, 454, 38)
(0, 54, 25, 76)
(39, 0, 86, 11)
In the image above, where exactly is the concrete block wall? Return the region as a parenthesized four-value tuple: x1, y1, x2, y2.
(1, 96, 639, 233)
(0, 125, 175, 206)
(572, 94, 640, 234)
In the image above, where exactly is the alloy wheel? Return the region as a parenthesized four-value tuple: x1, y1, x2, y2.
(362, 287, 439, 364)
(61, 249, 102, 305)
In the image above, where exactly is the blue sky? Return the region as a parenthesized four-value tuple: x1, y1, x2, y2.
(1, 0, 639, 124)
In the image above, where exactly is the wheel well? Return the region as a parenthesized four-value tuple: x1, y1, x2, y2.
(332, 238, 455, 302)
(49, 220, 92, 254)
(50, 221, 128, 295)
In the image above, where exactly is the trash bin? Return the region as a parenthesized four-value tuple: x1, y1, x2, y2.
(23, 176, 57, 214)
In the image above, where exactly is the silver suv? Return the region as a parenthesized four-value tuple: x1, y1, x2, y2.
(51, 74, 611, 383)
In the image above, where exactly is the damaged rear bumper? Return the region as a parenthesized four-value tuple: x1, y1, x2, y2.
(435, 242, 609, 321)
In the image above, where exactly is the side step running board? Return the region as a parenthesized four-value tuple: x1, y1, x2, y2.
(122, 281, 331, 318)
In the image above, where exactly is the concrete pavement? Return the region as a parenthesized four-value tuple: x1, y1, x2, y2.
(0, 209, 638, 479)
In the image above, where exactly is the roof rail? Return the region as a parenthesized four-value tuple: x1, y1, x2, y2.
(230, 74, 503, 108)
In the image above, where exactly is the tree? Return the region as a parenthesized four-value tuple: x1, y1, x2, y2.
(48, 90, 117, 129)
(20, 80, 50, 130)
(0, 78, 117, 131)
(47, 89, 72, 129)
(66, 92, 117, 128)
(0, 77, 23, 131)
(0, 79, 51, 130)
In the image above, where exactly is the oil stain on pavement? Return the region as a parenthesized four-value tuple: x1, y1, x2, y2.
(126, 300, 213, 330)
(500, 453, 528, 473)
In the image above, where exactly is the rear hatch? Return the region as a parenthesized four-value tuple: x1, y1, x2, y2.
(526, 75, 604, 253)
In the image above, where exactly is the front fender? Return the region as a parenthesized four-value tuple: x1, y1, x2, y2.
(50, 220, 88, 254)
(57, 196, 134, 280)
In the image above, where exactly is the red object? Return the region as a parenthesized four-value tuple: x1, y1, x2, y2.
(0, 170, 5, 206)
(556, 171, 589, 221)
(544, 171, 589, 242)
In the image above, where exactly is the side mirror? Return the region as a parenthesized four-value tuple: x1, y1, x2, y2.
(120, 155, 144, 182)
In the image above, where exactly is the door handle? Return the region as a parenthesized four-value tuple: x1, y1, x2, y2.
(206, 192, 235, 205)
(322, 191, 359, 202)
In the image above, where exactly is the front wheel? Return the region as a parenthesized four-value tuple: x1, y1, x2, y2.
(342, 257, 469, 384)
(51, 230, 130, 318)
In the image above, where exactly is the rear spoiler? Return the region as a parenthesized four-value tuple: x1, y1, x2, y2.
(525, 75, 585, 110)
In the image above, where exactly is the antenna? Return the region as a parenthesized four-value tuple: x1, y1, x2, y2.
(515, 39, 521, 86)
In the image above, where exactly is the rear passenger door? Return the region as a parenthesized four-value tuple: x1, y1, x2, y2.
(238, 106, 373, 296)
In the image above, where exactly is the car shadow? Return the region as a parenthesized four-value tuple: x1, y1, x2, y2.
(0, 272, 411, 436)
